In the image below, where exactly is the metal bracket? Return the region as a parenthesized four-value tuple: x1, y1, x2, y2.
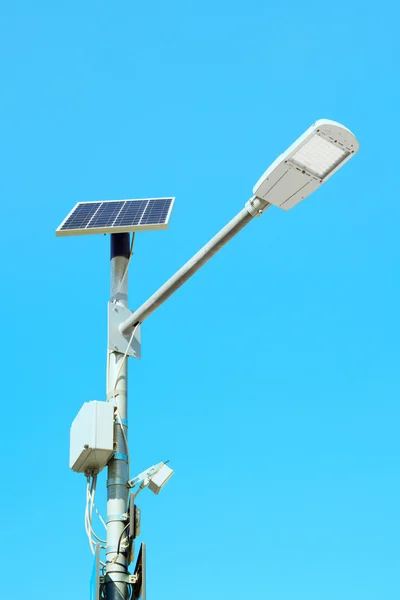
(108, 302, 141, 360)
(106, 512, 128, 525)
(127, 462, 164, 489)
(99, 574, 137, 585)
(245, 195, 270, 217)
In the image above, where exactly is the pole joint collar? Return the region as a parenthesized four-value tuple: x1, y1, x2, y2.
(245, 196, 270, 217)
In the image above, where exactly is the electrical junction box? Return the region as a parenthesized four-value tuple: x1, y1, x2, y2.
(148, 464, 174, 494)
(70, 401, 115, 474)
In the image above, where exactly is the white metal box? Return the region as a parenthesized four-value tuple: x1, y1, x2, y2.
(70, 401, 114, 474)
(148, 464, 174, 495)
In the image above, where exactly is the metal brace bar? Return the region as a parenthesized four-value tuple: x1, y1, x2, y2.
(99, 574, 137, 585)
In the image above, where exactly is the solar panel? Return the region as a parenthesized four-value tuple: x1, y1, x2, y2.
(56, 198, 175, 237)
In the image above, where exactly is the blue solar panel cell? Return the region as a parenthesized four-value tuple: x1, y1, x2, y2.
(56, 198, 174, 237)
(141, 199, 172, 225)
(61, 202, 102, 230)
(113, 200, 148, 227)
(89, 201, 125, 228)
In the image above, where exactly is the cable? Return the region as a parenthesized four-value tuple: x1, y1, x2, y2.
(115, 233, 135, 296)
(94, 503, 107, 530)
(90, 476, 107, 541)
(109, 323, 138, 477)
(106, 233, 135, 393)
(116, 522, 130, 557)
(85, 477, 95, 554)
(133, 481, 146, 500)
(101, 245, 136, 571)
(85, 475, 107, 553)
(86, 478, 97, 551)
(107, 522, 130, 566)
(112, 323, 138, 397)
(115, 404, 130, 476)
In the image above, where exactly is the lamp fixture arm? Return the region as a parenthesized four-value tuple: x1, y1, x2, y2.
(119, 199, 270, 335)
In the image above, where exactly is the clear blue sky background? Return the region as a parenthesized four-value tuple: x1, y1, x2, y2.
(1, 1, 399, 599)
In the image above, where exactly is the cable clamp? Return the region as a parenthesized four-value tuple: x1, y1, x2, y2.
(106, 513, 128, 524)
(107, 477, 127, 487)
(113, 452, 128, 462)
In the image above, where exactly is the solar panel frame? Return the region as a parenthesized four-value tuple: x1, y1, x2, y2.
(56, 197, 175, 237)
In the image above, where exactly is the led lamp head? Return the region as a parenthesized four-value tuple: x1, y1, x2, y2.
(252, 119, 360, 210)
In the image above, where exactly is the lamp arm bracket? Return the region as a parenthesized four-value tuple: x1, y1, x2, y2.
(108, 302, 141, 360)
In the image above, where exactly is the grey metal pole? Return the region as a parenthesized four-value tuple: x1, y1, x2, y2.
(120, 200, 270, 335)
(106, 233, 131, 600)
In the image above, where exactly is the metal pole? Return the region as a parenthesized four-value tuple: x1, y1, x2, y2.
(106, 232, 131, 600)
(120, 201, 270, 335)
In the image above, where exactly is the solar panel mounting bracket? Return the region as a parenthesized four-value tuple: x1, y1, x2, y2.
(108, 302, 141, 360)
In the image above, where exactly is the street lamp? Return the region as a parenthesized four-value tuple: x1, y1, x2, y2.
(57, 118, 359, 600)
(119, 119, 359, 336)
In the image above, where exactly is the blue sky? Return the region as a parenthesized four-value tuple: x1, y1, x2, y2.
(1, 1, 399, 599)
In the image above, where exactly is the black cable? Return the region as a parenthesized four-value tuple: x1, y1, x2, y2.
(116, 523, 130, 557)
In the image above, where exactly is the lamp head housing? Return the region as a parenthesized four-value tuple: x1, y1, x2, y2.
(253, 119, 360, 210)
